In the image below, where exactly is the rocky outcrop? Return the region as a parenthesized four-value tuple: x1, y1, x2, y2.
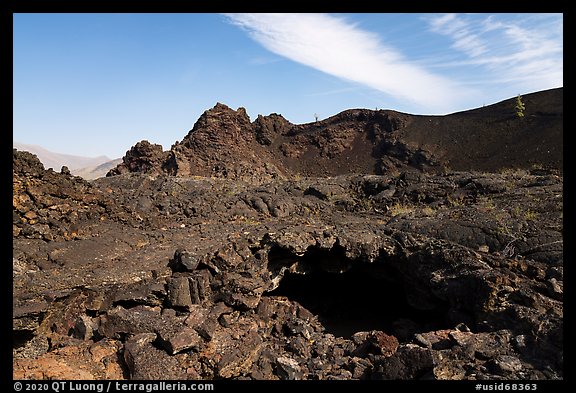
(13, 149, 122, 243)
(253, 113, 292, 146)
(150, 103, 288, 183)
(107, 140, 171, 177)
(14, 144, 563, 380)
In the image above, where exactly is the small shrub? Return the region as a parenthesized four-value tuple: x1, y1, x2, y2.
(515, 95, 526, 118)
(524, 209, 538, 221)
(389, 203, 414, 216)
(447, 195, 465, 207)
(421, 206, 436, 216)
(479, 197, 496, 211)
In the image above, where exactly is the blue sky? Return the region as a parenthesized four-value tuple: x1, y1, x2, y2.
(13, 13, 563, 159)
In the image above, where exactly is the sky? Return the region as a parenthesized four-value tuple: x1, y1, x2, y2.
(13, 13, 563, 159)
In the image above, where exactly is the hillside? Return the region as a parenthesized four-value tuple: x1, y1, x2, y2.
(73, 158, 123, 180)
(108, 88, 562, 181)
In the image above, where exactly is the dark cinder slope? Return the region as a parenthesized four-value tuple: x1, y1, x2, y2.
(399, 88, 563, 172)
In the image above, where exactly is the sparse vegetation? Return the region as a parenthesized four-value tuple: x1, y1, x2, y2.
(524, 209, 538, 221)
(389, 203, 415, 216)
(447, 195, 465, 207)
(478, 196, 496, 212)
(420, 206, 436, 216)
(510, 206, 538, 222)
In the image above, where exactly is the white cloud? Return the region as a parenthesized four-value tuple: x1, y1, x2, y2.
(225, 13, 472, 113)
(426, 13, 563, 92)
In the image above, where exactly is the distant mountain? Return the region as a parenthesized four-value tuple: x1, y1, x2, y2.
(13, 142, 119, 180)
(73, 158, 123, 180)
(13, 142, 111, 171)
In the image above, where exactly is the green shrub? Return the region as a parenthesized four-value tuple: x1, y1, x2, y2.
(515, 95, 526, 118)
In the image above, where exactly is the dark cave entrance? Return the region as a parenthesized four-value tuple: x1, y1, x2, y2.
(265, 245, 453, 340)
(13, 330, 35, 349)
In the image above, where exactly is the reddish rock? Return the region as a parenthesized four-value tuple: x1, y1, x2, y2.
(13, 339, 124, 380)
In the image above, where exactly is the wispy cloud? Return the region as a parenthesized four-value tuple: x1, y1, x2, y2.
(225, 13, 471, 113)
(428, 13, 488, 57)
(425, 13, 563, 92)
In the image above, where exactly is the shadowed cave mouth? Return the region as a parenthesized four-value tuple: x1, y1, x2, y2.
(14, 330, 35, 349)
(265, 244, 454, 340)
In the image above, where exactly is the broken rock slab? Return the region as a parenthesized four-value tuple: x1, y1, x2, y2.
(276, 356, 303, 380)
(352, 330, 399, 357)
(156, 324, 204, 355)
(168, 248, 200, 272)
(167, 276, 193, 310)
